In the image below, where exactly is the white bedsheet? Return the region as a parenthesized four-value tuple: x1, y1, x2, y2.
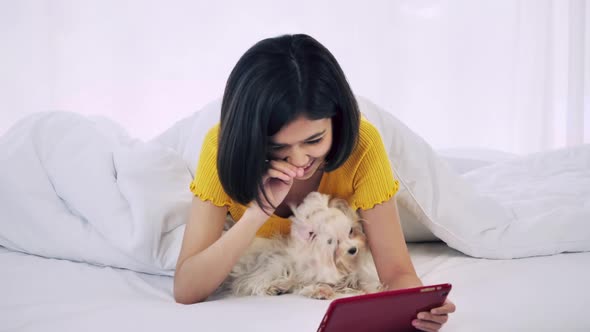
(2, 243, 589, 332)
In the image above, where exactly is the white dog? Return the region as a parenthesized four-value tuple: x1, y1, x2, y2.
(222, 192, 382, 299)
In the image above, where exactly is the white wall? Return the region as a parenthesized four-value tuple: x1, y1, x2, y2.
(1, 0, 587, 153)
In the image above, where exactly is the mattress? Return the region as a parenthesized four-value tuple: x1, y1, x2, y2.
(2, 243, 589, 332)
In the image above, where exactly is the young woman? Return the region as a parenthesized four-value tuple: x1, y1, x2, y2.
(174, 34, 455, 332)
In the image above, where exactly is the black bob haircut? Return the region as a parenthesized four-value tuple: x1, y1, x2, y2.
(217, 34, 360, 210)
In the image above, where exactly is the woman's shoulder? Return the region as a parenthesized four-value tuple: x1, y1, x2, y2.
(320, 116, 393, 205)
(327, 117, 383, 175)
(203, 122, 221, 145)
(357, 116, 382, 148)
(193, 122, 221, 175)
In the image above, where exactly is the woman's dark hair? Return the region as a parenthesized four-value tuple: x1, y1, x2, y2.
(217, 34, 360, 210)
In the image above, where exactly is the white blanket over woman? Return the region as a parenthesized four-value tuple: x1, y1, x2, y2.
(1, 97, 588, 275)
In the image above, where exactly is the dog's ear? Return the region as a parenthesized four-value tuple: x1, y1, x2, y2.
(303, 191, 330, 207)
(290, 217, 314, 241)
(329, 198, 358, 221)
(351, 219, 366, 237)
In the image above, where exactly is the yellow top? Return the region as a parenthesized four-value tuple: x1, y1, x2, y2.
(189, 117, 399, 238)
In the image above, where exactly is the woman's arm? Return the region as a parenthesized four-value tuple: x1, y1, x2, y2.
(360, 198, 455, 332)
(359, 197, 421, 289)
(174, 160, 301, 304)
(173, 197, 267, 304)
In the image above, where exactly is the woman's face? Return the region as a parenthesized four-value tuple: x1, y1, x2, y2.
(268, 115, 333, 181)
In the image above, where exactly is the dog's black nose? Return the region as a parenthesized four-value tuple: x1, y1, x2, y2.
(348, 247, 358, 255)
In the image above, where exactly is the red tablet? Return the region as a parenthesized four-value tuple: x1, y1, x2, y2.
(317, 283, 452, 332)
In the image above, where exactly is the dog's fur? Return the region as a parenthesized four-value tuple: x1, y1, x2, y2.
(221, 192, 381, 299)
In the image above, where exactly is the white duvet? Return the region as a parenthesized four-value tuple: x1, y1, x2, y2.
(0, 112, 189, 275)
(1, 97, 589, 276)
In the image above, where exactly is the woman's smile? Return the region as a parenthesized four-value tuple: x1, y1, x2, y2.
(302, 159, 315, 174)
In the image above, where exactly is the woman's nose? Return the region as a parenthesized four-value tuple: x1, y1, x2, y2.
(284, 150, 309, 168)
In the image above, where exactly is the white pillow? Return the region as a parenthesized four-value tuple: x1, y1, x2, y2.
(151, 98, 221, 178)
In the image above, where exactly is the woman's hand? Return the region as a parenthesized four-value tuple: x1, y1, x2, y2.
(251, 160, 303, 214)
(412, 298, 456, 332)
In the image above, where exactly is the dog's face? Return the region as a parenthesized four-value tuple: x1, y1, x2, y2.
(328, 198, 367, 274)
(289, 192, 367, 276)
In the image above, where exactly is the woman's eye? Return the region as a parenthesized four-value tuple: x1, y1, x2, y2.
(306, 138, 323, 145)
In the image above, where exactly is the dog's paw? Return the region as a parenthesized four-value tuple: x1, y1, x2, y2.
(265, 280, 293, 296)
(311, 285, 335, 300)
(265, 285, 288, 296)
(300, 284, 335, 300)
(338, 287, 367, 296)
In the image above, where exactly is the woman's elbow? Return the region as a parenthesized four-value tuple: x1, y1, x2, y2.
(173, 271, 207, 304)
(173, 281, 206, 304)
(174, 293, 203, 305)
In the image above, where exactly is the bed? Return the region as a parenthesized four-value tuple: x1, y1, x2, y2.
(1, 97, 589, 331)
(3, 242, 589, 331)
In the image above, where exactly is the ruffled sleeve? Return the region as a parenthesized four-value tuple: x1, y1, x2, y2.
(189, 124, 232, 207)
(351, 121, 399, 210)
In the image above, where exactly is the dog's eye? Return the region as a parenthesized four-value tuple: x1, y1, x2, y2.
(349, 227, 353, 235)
(327, 239, 333, 245)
